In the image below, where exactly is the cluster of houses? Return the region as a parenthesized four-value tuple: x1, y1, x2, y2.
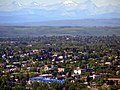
(0, 37, 120, 89)
(1, 45, 120, 88)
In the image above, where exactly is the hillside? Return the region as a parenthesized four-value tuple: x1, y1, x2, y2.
(1, 19, 120, 27)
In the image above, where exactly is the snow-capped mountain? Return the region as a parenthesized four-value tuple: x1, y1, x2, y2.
(12, 1, 23, 7)
(63, 0, 78, 7)
(53, 0, 97, 17)
(32, 2, 40, 6)
(0, 1, 24, 11)
(0, 0, 120, 23)
(29, 1, 41, 8)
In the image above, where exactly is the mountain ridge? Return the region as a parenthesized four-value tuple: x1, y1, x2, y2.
(0, 0, 120, 23)
(0, 19, 120, 27)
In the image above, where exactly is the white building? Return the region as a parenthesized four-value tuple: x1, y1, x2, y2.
(74, 69, 86, 75)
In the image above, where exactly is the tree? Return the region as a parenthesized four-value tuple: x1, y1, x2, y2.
(14, 85, 26, 90)
(51, 82, 62, 90)
(32, 81, 39, 90)
(30, 67, 37, 72)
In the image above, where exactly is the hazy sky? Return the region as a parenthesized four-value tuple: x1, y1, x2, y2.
(0, 0, 120, 6)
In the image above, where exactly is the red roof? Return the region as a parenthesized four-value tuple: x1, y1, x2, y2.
(104, 78, 120, 81)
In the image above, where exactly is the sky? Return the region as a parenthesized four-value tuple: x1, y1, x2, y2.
(0, 0, 120, 6)
(0, 0, 120, 12)
(0, 0, 120, 23)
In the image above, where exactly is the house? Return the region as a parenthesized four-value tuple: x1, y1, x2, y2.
(53, 52, 58, 57)
(58, 68, 65, 72)
(30, 49, 39, 55)
(44, 65, 51, 71)
(89, 74, 101, 80)
(13, 62, 20, 65)
(9, 56, 13, 58)
(93, 75, 101, 80)
(36, 66, 41, 70)
(99, 60, 104, 65)
(6, 65, 15, 68)
(81, 76, 88, 82)
(26, 44, 32, 47)
(0, 64, 5, 68)
(58, 56, 64, 59)
(105, 62, 112, 65)
(74, 69, 86, 75)
(13, 62, 21, 67)
(104, 78, 120, 85)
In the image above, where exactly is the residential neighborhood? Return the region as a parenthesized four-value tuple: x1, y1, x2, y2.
(0, 35, 120, 90)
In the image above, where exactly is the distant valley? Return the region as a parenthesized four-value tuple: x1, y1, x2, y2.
(0, 26, 120, 38)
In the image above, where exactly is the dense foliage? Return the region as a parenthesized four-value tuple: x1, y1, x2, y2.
(0, 35, 120, 90)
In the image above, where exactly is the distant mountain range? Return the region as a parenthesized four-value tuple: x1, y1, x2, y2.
(1, 19, 120, 27)
(0, 0, 120, 24)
